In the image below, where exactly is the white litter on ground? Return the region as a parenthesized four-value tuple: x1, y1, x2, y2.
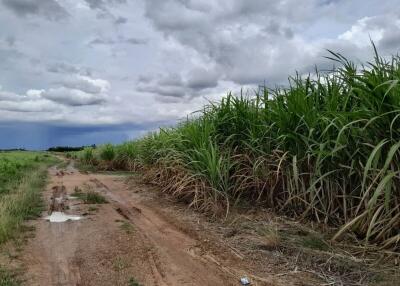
(44, 212, 81, 223)
(240, 277, 250, 285)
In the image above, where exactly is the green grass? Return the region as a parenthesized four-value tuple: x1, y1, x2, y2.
(128, 277, 142, 286)
(119, 221, 135, 234)
(0, 267, 20, 286)
(0, 152, 57, 244)
(76, 45, 400, 249)
(0, 152, 57, 286)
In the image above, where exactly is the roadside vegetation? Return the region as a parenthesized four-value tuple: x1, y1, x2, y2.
(0, 152, 57, 243)
(75, 47, 400, 251)
(0, 151, 57, 283)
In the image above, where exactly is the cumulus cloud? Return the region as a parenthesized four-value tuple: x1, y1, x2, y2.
(137, 69, 220, 101)
(59, 75, 110, 94)
(0, 99, 58, 112)
(42, 87, 106, 106)
(337, 14, 400, 51)
(0, 88, 59, 112)
(2, 0, 69, 21)
(0, 75, 109, 115)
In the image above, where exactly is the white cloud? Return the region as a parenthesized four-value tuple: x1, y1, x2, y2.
(60, 75, 110, 94)
(0, 74, 110, 123)
(338, 17, 384, 47)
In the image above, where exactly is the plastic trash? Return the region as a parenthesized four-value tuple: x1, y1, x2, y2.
(240, 276, 250, 285)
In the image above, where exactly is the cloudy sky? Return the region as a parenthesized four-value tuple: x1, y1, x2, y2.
(0, 0, 399, 149)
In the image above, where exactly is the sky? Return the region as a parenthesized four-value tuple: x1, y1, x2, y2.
(0, 0, 399, 149)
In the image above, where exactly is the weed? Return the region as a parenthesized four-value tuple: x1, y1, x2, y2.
(0, 267, 20, 286)
(88, 206, 98, 212)
(128, 277, 142, 286)
(72, 190, 107, 204)
(256, 226, 281, 249)
(119, 221, 135, 234)
(300, 234, 330, 251)
(112, 257, 128, 271)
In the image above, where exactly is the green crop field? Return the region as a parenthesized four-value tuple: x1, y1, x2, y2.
(0, 151, 57, 243)
(75, 47, 400, 250)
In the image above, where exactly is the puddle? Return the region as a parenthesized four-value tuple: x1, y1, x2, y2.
(45, 212, 82, 223)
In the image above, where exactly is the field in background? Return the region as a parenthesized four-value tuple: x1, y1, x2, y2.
(74, 47, 400, 251)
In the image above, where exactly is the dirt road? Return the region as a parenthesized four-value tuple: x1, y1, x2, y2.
(18, 162, 274, 286)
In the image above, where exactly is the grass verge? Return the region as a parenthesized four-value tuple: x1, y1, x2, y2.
(0, 151, 58, 285)
(0, 152, 57, 243)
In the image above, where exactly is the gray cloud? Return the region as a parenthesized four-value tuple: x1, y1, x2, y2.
(59, 76, 109, 94)
(5, 36, 15, 47)
(142, 0, 317, 86)
(89, 38, 114, 45)
(186, 68, 219, 90)
(42, 87, 106, 106)
(2, 0, 69, 21)
(0, 74, 110, 112)
(0, 89, 59, 112)
(137, 85, 186, 98)
(137, 69, 219, 100)
(143, 0, 400, 87)
(47, 62, 91, 76)
(114, 16, 127, 25)
(262, 21, 294, 39)
(125, 38, 148, 45)
(84, 0, 127, 10)
(0, 99, 58, 112)
(89, 36, 147, 46)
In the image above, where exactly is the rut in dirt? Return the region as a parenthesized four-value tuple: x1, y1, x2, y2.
(17, 163, 253, 286)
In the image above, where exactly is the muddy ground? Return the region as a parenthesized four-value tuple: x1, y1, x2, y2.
(0, 161, 398, 285)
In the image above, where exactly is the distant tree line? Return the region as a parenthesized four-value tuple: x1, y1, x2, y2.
(47, 145, 96, 152)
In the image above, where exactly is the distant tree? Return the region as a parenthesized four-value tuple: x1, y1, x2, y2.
(47, 146, 87, 152)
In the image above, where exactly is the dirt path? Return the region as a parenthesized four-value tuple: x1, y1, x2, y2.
(18, 162, 269, 286)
